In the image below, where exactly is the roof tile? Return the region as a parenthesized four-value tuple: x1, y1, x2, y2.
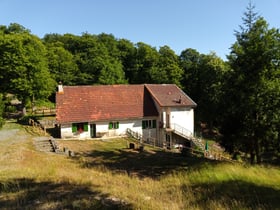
(145, 84, 197, 107)
(56, 85, 159, 124)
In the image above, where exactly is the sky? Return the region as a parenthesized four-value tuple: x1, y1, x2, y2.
(1, 0, 279, 60)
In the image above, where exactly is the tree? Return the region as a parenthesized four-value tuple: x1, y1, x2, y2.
(134, 42, 160, 84)
(0, 23, 30, 34)
(222, 3, 280, 163)
(117, 39, 137, 83)
(45, 42, 79, 85)
(97, 33, 120, 58)
(157, 46, 183, 86)
(0, 29, 55, 114)
(180, 49, 228, 129)
(98, 57, 127, 85)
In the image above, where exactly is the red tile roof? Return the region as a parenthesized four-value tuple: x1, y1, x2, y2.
(56, 84, 196, 124)
(145, 84, 197, 107)
(56, 85, 159, 124)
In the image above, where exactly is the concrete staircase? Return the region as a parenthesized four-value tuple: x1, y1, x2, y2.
(33, 137, 58, 153)
(171, 124, 205, 150)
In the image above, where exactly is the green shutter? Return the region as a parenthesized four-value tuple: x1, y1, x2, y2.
(83, 123, 88, 131)
(142, 121, 146, 129)
(116, 122, 119, 129)
(72, 124, 77, 133)
(109, 122, 113, 129)
(152, 120, 156, 128)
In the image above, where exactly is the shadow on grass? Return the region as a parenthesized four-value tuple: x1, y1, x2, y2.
(186, 180, 280, 210)
(74, 145, 216, 179)
(0, 178, 133, 210)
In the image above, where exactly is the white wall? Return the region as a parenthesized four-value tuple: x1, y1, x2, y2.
(60, 123, 90, 139)
(169, 107, 194, 135)
(60, 119, 157, 140)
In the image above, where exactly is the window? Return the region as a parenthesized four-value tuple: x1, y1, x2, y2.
(72, 122, 88, 133)
(142, 120, 156, 129)
(109, 122, 119, 129)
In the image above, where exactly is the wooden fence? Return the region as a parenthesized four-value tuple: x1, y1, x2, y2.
(32, 108, 56, 116)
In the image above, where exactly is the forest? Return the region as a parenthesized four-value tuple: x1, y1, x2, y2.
(0, 5, 279, 164)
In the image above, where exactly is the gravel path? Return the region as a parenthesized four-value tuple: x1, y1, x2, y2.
(0, 129, 20, 141)
(0, 121, 30, 143)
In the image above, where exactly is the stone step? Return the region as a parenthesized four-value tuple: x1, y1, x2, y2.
(34, 139, 55, 152)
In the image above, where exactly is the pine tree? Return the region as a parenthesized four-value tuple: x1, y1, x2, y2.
(222, 3, 280, 164)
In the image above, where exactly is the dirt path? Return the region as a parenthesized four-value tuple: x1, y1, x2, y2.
(0, 121, 30, 143)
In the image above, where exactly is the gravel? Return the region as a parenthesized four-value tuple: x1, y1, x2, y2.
(0, 129, 20, 141)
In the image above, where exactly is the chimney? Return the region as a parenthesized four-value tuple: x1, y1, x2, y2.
(57, 82, 64, 94)
(178, 95, 182, 103)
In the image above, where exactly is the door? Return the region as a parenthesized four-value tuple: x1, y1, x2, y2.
(90, 124, 96, 138)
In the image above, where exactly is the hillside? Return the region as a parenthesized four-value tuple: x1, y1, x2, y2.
(0, 121, 280, 209)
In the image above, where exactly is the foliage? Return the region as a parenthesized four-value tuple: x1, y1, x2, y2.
(180, 49, 229, 127)
(45, 42, 79, 85)
(133, 42, 160, 84)
(0, 26, 55, 110)
(157, 45, 183, 86)
(222, 3, 280, 164)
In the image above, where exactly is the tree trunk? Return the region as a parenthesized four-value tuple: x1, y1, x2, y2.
(250, 139, 256, 164)
(22, 106, 27, 116)
(255, 140, 262, 164)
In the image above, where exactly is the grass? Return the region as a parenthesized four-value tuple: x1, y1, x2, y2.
(0, 121, 280, 209)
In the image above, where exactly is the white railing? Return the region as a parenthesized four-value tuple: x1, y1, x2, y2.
(171, 123, 193, 138)
(126, 128, 143, 143)
(126, 128, 157, 147)
(170, 123, 205, 150)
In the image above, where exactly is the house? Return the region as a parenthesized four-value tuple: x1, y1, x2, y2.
(56, 84, 197, 148)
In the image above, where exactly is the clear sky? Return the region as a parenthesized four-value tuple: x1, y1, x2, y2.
(1, 0, 279, 60)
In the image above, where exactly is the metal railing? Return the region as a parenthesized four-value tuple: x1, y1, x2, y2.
(126, 128, 157, 147)
(126, 128, 143, 143)
(170, 123, 205, 150)
(171, 123, 193, 138)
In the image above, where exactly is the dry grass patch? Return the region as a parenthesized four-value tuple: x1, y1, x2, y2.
(0, 122, 280, 209)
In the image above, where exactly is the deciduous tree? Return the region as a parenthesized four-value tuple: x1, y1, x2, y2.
(180, 49, 228, 129)
(45, 42, 79, 85)
(157, 46, 183, 86)
(0, 26, 55, 114)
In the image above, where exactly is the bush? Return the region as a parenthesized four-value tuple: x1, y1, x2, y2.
(17, 115, 39, 125)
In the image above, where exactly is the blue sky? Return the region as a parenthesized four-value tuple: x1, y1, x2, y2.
(1, 0, 279, 60)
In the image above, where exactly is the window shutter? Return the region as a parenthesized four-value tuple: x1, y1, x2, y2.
(152, 120, 156, 128)
(148, 120, 152, 128)
(83, 123, 88, 131)
(72, 124, 77, 133)
(116, 122, 119, 129)
(142, 121, 146, 129)
(109, 122, 113, 129)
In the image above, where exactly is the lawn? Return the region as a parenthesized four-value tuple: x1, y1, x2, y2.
(0, 121, 280, 209)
